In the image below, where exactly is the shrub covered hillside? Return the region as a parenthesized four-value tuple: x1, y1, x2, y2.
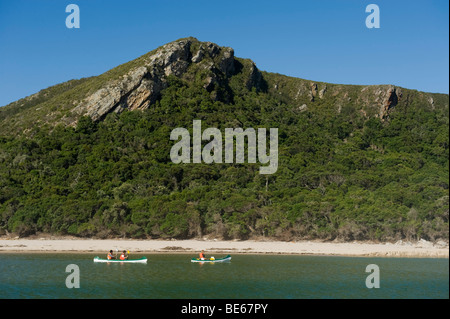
(0, 38, 448, 241)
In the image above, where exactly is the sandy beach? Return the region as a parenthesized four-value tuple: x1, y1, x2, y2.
(0, 237, 448, 258)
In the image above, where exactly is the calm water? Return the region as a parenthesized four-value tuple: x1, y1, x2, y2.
(0, 253, 448, 299)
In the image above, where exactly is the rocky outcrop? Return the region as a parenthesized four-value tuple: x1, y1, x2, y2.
(309, 83, 318, 101)
(72, 39, 194, 121)
(319, 85, 327, 99)
(73, 67, 152, 121)
(378, 85, 402, 118)
(245, 61, 263, 91)
(73, 38, 262, 121)
(353, 84, 404, 119)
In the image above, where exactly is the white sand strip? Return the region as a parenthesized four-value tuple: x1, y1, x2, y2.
(0, 238, 448, 258)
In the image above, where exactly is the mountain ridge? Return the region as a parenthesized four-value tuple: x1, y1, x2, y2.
(0, 37, 447, 136)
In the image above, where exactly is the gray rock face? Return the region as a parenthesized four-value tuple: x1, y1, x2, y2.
(319, 85, 327, 99)
(309, 83, 318, 101)
(74, 66, 150, 121)
(378, 85, 402, 118)
(245, 62, 262, 91)
(73, 38, 260, 122)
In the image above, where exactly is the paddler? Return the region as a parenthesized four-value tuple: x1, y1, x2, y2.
(199, 250, 206, 260)
(107, 250, 116, 260)
(119, 250, 128, 260)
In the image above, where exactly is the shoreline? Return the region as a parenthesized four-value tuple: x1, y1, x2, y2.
(0, 237, 448, 258)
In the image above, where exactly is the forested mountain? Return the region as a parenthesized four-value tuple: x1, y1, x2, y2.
(0, 37, 448, 241)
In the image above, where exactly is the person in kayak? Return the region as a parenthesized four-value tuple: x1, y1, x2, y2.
(119, 250, 128, 260)
(199, 250, 206, 260)
(107, 250, 116, 260)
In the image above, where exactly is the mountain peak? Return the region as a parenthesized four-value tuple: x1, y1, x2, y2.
(71, 37, 262, 122)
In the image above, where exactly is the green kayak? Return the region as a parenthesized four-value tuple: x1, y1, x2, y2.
(191, 255, 231, 263)
(93, 256, 147, 263)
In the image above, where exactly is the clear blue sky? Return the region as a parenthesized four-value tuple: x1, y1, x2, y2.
(0, 0, 448, 107)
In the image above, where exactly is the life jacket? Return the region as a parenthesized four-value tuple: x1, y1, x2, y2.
(199, 252, 205, 259)
(120, 253, 126, 260)
(107, 253, 114, 260)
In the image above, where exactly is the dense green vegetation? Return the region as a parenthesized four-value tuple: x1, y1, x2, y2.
(0, 40, 448, 242)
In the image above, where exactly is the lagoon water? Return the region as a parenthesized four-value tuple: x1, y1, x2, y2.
(0, 253, 448, 299)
